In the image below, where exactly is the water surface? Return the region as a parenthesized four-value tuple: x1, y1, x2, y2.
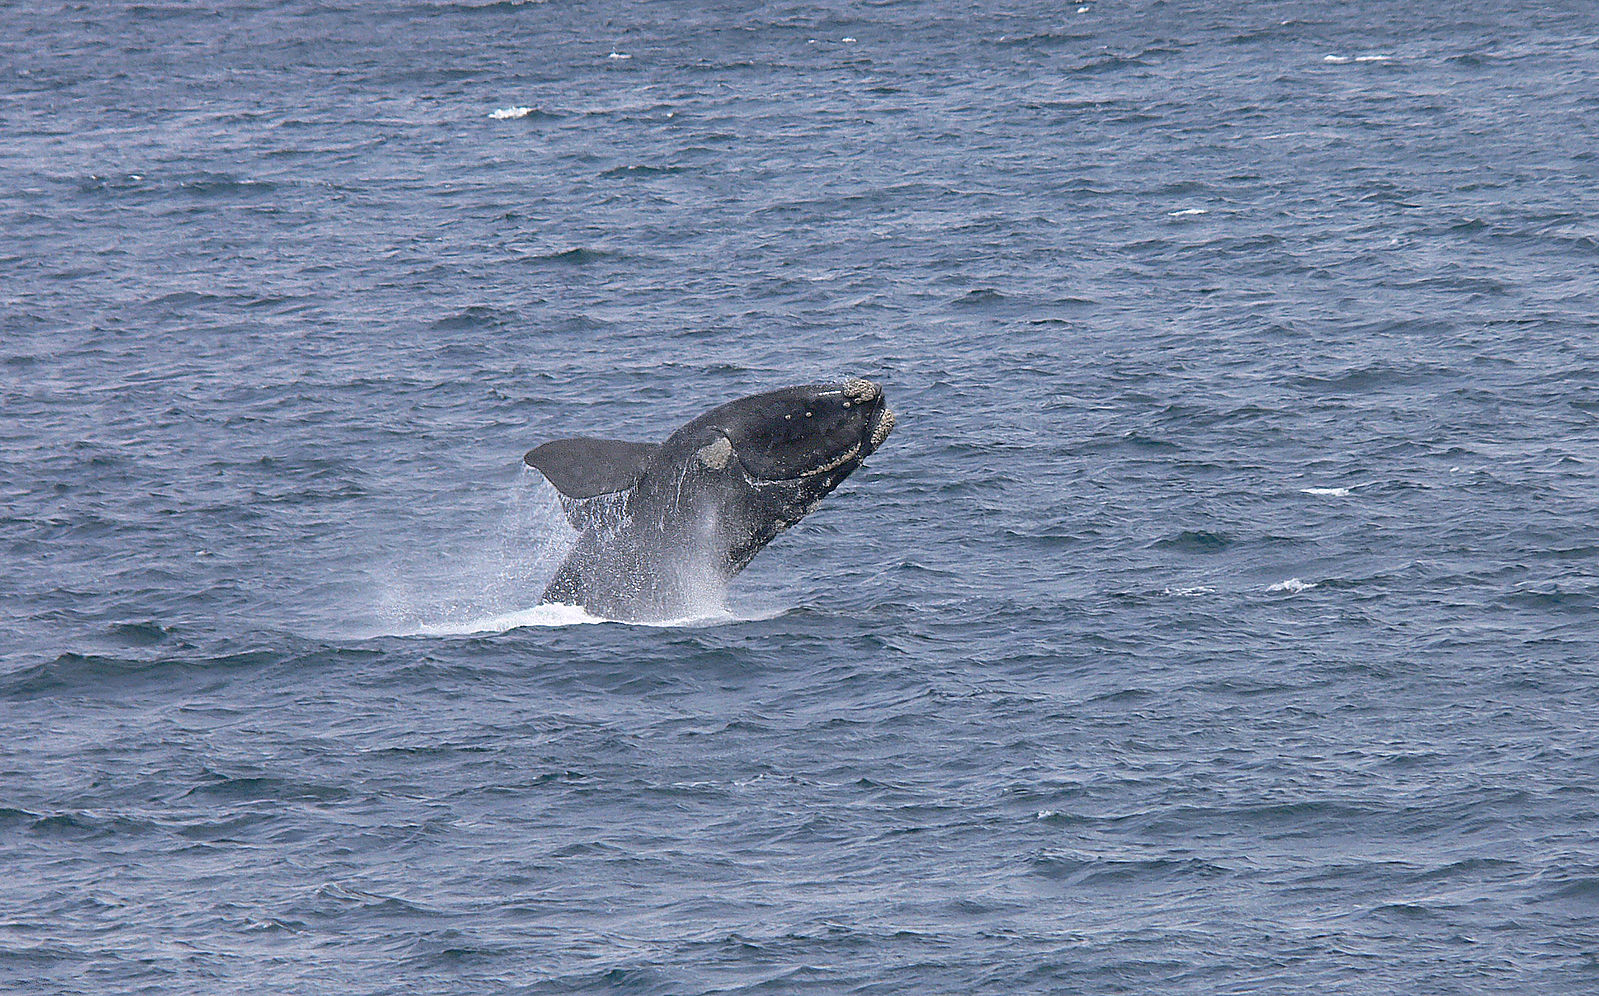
(4, 1, 1599, 992)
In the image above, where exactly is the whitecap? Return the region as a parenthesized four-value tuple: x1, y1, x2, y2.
(1164, 585, 1216, 597)
(1168, 208, 1208, 217)
(489, 105, 534, 120)
(1268, 578, 1316, 593)
(608, 51, 631, 60)
(413, 602, 605, 635)
(1301, 486, 1351, 497)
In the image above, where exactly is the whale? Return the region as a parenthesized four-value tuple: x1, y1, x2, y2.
(523, 378, 896, 620)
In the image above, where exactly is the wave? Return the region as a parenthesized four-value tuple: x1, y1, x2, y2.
(398, 601, 790, 636)
(410, 602, 605, 634)
(487, 105, 562, 121)
(1267, 578, 1318, 593)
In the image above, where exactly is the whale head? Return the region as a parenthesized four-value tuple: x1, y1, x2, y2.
(677, 377, 895, 485)
(649, 377, 896, 572)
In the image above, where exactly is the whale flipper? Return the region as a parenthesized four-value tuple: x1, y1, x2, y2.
(524, 437, 658, 498)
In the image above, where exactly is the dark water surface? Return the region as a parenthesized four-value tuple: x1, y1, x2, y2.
(5, 1, 1599, 992)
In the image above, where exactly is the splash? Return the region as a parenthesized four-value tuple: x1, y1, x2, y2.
(543, 482, 738, 624)
(412, 601, 605, 635)
(367, 471, 578, 635)
(412, 600, 787, 637)
(363, 469, 752, 636)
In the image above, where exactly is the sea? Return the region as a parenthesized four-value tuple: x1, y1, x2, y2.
(3, 1, 1598, 992)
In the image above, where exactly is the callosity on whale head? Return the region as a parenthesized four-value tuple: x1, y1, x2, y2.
(524, 378, 895, 620)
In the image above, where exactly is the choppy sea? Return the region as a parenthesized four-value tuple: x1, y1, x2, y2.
(5, 1, 1599, 992)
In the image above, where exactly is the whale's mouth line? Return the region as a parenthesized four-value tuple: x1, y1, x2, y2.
(800, 441, 862, 478)
(739, 403, 895, 485)
(740, 447, 858, 486)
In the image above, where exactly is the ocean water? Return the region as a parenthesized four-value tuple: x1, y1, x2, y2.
(4, 0, 1599, 992)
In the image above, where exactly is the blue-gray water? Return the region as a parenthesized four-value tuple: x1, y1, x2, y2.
(5, 1, 1599, 992)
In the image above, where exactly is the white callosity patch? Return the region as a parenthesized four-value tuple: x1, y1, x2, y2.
(843, 377, 880, 404)
(870, 408, 896, 449)
(696, 436, 734, 470)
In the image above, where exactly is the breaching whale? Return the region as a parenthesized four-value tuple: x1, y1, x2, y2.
(523, 378, 896, 620)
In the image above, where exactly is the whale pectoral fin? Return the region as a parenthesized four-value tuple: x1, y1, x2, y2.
(523, 437, 659, 499)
